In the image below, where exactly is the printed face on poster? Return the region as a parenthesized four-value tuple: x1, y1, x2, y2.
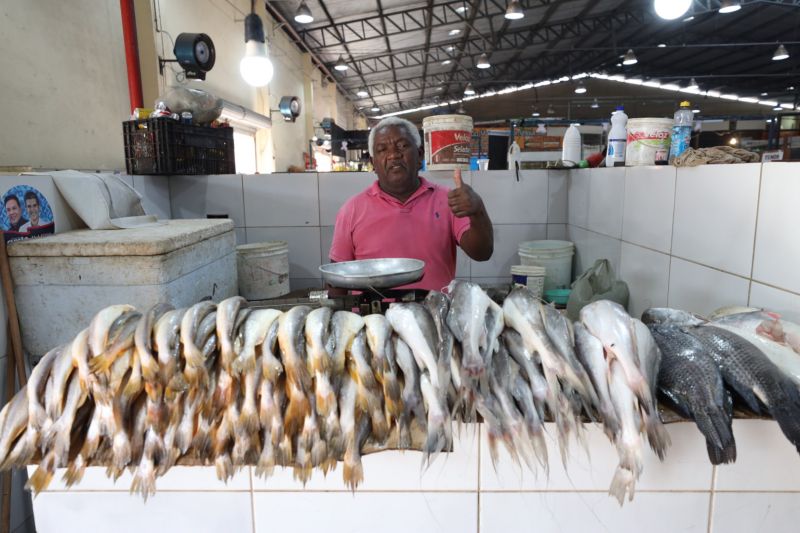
(2, 185, 55, 243)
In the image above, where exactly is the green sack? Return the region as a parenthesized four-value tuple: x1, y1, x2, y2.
(566, 259, 629, 321)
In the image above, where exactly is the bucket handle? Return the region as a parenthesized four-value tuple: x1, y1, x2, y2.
(241, 254, 288, 277)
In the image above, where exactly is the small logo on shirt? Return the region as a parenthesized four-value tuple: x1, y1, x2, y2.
(435, 211, 440, 219)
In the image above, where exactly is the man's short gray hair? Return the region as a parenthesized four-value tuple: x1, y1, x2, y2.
(368, 117, 421, 157)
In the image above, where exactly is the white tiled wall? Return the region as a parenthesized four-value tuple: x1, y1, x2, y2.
(569, 163, 800, 321)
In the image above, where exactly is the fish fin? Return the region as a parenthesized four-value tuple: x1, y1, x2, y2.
(608, 466, 636, 505)
(643, 411, 671, 461)
(239, 403, 259, 435)
(231, 350, 256, 375)
(284, 391, 310, 438)
(111, 432, 132, 471)
(88, 353, 117, 375)
(130, 460, 157, 501)
(63, 456, 86, 487)
(343, 453, 363, 492)
(770, 379, 800, 453)
(215, 454, 235, 483)
(26, 455, 56, 495)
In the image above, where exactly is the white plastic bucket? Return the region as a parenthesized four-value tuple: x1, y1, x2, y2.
(423, 114, 473, 171)
(625, 118, 673, 166)
(518, 240, 574, 291)
(511, 265, 546, 299)
(236, 241, 290, 300)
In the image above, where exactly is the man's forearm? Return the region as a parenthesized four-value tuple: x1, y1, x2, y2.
(460, 207, 494, 261)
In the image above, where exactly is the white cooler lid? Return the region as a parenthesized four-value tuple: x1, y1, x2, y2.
(6, 219, 234, 257)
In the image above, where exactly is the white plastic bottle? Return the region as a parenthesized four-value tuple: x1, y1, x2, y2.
(669, 101, 693, 163)
(562, 124, 582, 168)
(605, 106, 628, 167)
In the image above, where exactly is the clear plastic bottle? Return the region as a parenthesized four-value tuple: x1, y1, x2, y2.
(606, 106, 628, 167)
(669, 101, 693, 163)
(562, 124, 582, 168)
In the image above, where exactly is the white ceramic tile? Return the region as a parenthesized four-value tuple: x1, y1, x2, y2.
(481, 492, 709, 533)
(753, 163, 800, 294)
(622, 165, 676, 253)
(749, 283, 800, 323)
(234, 227, 246, 245)
(715, 420, 800, 491)
(289, 277, 323, 291)
(712, 493, 800, 533)
(318, 172, 375, 226)
(32, 465, 250, 492)
(471, 224, 547, 278)
(471, 277, 512, 288)
(320, 225, 334, 263)
(33, 492, 252, 533)
(480, 422, 712, 491)
(567, 170, 590, 228)
(246, 226, 322, 279)
(547, 223, 567, 240)
(254, 492, 476, 533)
(547, 170, 568, 223)
(672, 163, 760, 276)
(620, 242, 670, 320)
(471, 170, 548, 225)
(253, 425, 478, 491)
(424, 169, 472, 188)
(132, 175, 171, 220)
(667, 257, 750, 317)
(243, 172, 319, 227)
(169, 174, 245, 227)
(586, 167, 625, 238)
(567, 225, 622, 282)
(456, 247, 470, 279)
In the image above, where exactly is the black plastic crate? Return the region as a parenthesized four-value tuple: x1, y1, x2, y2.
(123, 119, 236, 175)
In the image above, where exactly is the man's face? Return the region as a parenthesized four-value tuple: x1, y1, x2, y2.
(371, 125, 423, 195)
(25, 198, 40, 224)
(5, 199, 20, 225)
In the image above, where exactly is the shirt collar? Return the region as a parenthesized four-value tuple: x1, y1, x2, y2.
(368, 176, 435, 206)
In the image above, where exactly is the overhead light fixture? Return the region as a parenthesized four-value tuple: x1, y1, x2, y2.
(657, 43, 667, 48)
(591, 98, 599, 109)
(294, 1, 314, 24)
(442, 59, 452, 65)
(446, 46, 455, 52)
(457, 104, 466, 114)
(574, 81, 587, 94)
(788, 86, 796, 91)
(464, 82, 476, 96)
(718, 0, 741, 13)
(687, 77, 699, 90)
(692, 108, 700, 114)
(371, 105, 380, 112)
(240, 9, 274, 87)
(334, 55, 348, 71)
(773, 104, 783, 111)
(456, 5, 468, 13)
(531, 107, 540, 117)
(683, 15, 694, 21)
(476, 53, 491, 69)
(622, 49, 638, 65)
(505, 0, 524, 20)
(653, 0, 691, 20)
(729, 137, 738, 146)
(761, 92, 769, 96)
(616, 62, 623, 67)
(547, 104, 555, 114)
(356, 87, 369, 98)
(449, 28, 461, 36)
(773, 44, 789, 61)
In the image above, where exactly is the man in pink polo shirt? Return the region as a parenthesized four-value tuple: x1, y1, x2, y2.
(329, 116, 493, 291)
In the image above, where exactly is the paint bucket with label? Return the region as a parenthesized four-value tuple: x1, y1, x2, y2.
(625, 118, 673, 166)
(423, 114, 474, 171)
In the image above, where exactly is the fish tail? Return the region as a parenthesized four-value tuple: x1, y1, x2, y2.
(284, 391, 310, 438)
(140, 359, 159, 385)
(231, 350, 256, 376)
(215, 454, 235, 483)
(239, 402, 259, 435)
(63, 456, 86, 487)
(315, 388, 335, 418)
(644, 412, 671, 461)
(88, 352, 117, 375)
(311, 436, 328, 468)
(255, 444, 276, 479)
(608, 465, 636, 505)
(770, 379, 800, 453)
(27, 454, 56, 495)
(342, 451, 363, 492)
(369, 407, 389, 444)
(383, 377, 403, 417)
(130, 458, 157, 501)
(112, 432, 132, 471)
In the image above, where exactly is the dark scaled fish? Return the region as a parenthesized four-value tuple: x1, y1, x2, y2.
(649, 324, 736, 464)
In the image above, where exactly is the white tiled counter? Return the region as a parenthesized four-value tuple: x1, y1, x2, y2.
(28, 420, 800, 533)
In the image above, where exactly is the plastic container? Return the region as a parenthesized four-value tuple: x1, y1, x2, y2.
(517, 240, 574, 291)
(544, 288, 571, 306)
(669, 101, 693, 163)
(625, 118, 673, 166)
(123, 119, 236, 175)
(236, 241, 290, 300)
(422, 114, 473, 170)
(605, 106, 628, 167)
(561, 124, 582, 168)
(511, 265, 546, 299)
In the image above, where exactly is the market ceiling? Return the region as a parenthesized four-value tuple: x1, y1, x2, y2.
(266, 0, 800, 122)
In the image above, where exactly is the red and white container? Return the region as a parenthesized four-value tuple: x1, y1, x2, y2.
(423, 114, 473, 170)
(625, 117, 673, 166)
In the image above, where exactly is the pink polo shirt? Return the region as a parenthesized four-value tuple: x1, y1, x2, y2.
(329, 177, 471, 291)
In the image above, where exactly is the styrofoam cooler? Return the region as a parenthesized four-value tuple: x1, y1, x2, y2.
(8, 219, 238, 356)
(518, 240, 574, 291)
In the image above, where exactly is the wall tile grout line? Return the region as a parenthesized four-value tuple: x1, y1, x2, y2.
(746, 165, 764, 306)
(477, 425, 482, 533)
(249, 466, 257, 533)
(706, 465, 717, 533)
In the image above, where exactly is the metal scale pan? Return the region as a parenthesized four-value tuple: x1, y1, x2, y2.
(319, 258, 425, 290)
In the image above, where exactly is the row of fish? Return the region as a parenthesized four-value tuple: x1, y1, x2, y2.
(645, 307, 800, 465)
(0, 280, 796, 503)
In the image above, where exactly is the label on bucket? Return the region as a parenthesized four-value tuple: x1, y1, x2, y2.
(426, 130, 472, 165)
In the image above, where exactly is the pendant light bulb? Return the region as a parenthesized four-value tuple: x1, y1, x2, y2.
(574, 81, 587, 94)
(464, 82, 476, 96)
(653, 0, 691, 20)
(356, 87, 369, 98)
(622, 49, 638, 65)
(505, 0, 525, 20)
(719, 0, 742, 13)
(591, 98, 599, 109)
(773, 44, 789, 61)
(334, 55, 349, 71)
(294, 1, 314, 24)
(476, 53, 491, 69)
(687, 77, 699, 90)
(240, 13, 274, 87)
